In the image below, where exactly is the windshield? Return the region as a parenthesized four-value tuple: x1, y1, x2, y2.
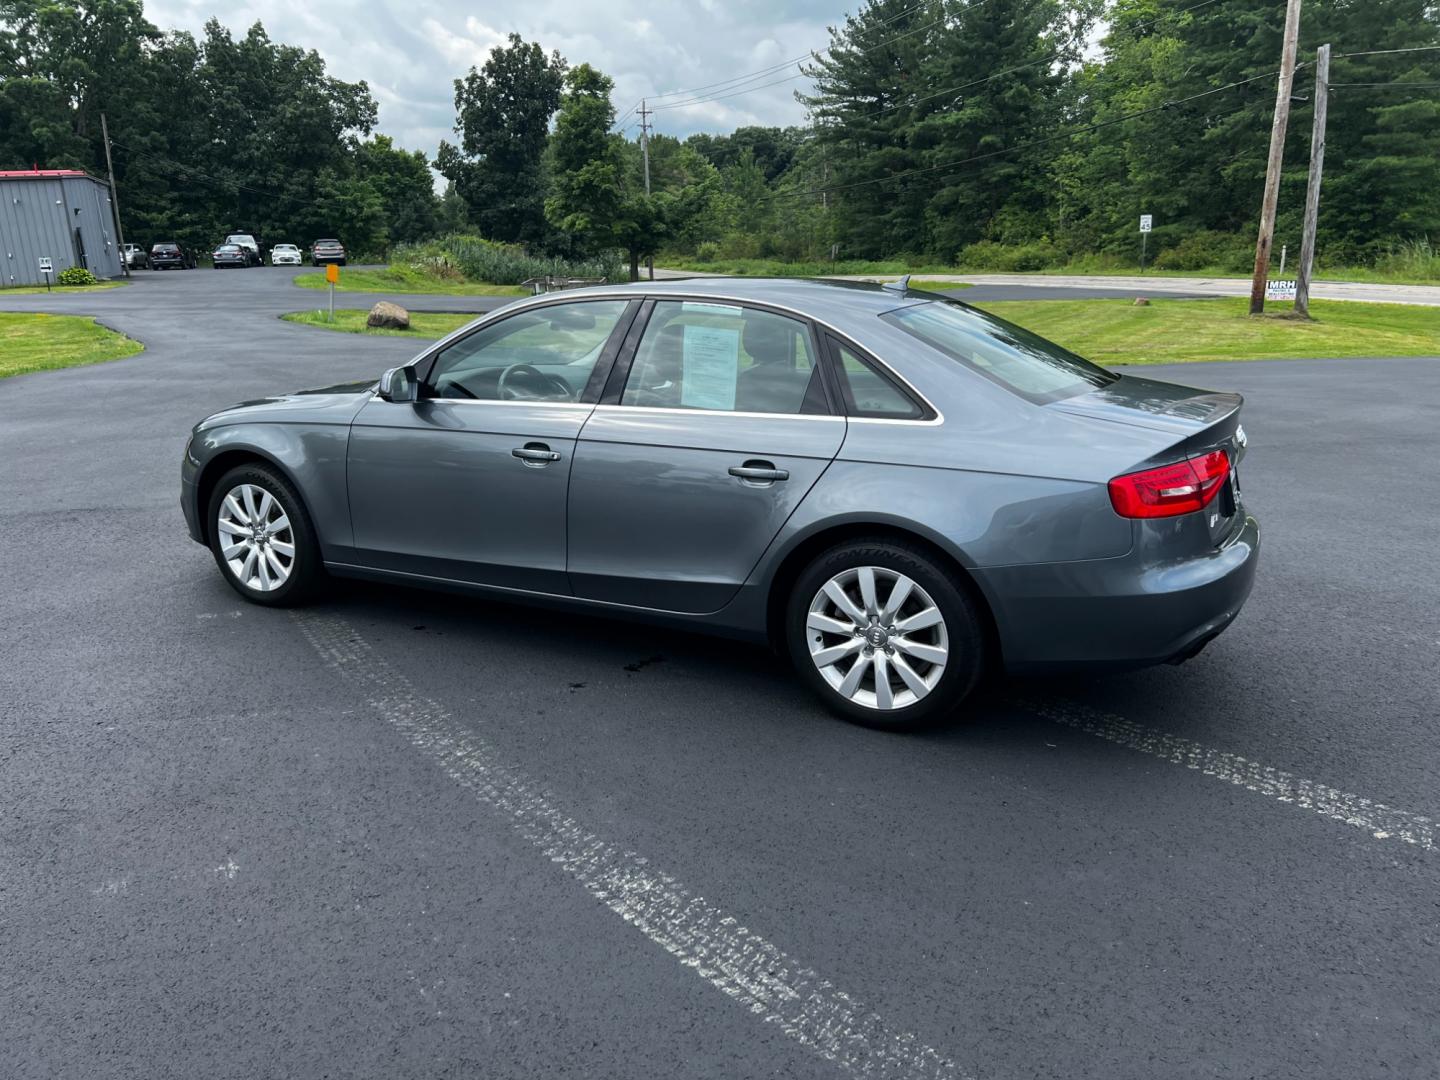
(880, 300, 1117, 404)
(217, 245, 240, 252)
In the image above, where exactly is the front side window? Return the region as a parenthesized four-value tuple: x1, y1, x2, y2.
(426, 299, 628, 402)
(621, 301, 824, 415)
(881, 300, 1117, 404)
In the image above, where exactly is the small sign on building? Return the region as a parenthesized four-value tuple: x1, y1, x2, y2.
(38, 257, 53, 274)
(1266, 279, 1297, 301)
(1139, 214, 1153, 233)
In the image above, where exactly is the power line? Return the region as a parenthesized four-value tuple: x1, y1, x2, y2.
(1333, 45, 1440, 58)
(814, 0, 1226, 123)
(1331, 80, 1440, 89)
(761, 63, 1296, 205)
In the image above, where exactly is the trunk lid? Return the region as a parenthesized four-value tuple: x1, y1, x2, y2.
(1052, 374, 1249, 546)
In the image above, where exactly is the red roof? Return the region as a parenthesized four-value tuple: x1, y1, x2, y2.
(0, 169, 90, 178)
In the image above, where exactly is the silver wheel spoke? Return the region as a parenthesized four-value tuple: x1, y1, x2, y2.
(857, 566, 878, 616)
(895, 606, 943, 633)
(873, 653, 894, 710)
(268, 539, 295, 558)
(807, 612, 855, 636)
(895, 637, 946, 665)
(822, 580, 867, 625)
(891, 654, 931, 699)
(267, 512, 290, 536)
(255, 490, 273, 522)
(241, 485, 260, 521)
(217, 519, 249, 537)
(264, 547, 287, 580)
(812, 638, 864, 668)
(880, 577, 913, 622)
(223, 494, 249, 525)
(240, 547, 258, 584)
(222, 540, 249, 560)
(838, 655, 869, 698)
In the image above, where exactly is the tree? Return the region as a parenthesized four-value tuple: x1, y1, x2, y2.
(356, 135, 439, 247)
(436, 33, 566, 246)
(544, 64, 624, 255)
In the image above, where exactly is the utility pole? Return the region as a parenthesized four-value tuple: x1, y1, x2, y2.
(638, 99, 654, 281)
(1295, 43, 1330, 320)
(100, 113, 130, 278)
(1248, 0, 1304, 314)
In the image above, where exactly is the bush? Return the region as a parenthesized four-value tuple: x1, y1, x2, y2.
(388, 234, 625, 286)
(56, 266, 97, 286)
(694, 240, 721, 263)
(956, 240, 1063, 272)
(1152, 230, 1252, 272)
(1372, 237, 1440, 281)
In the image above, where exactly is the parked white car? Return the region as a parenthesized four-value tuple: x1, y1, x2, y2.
(270, 243, 302, 266)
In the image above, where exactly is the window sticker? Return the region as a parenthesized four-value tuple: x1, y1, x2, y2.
(680, 324, 740, 410)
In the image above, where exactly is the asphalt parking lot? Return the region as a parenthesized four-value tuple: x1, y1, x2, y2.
(2, 268, 1438, 1080)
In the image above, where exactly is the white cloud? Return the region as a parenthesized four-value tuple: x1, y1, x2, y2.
(143, 0, 837, 155)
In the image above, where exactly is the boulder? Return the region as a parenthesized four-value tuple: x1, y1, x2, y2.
(1133, 296, 1151, 306)
(367, 301, 410, 330)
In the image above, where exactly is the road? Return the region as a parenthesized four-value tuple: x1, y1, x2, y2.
(2, 268, 1438, 1080)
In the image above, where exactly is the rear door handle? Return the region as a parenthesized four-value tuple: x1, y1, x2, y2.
(729, 461, 789, 483)
(512, 443, 561, 465)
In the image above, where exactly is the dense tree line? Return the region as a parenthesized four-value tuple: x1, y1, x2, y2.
(0, 0, 437, 256)
(2, 0, 1436, 274)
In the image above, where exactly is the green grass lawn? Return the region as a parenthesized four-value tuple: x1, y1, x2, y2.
(0, 279, 129, 296)
(281, 308, 476, 338)
(0, 312, 143, 378)
(292, 266, 528, 296)
(971, 297, 1440, 365)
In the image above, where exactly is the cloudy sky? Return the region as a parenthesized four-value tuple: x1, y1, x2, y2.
(146, 0, 847, 156)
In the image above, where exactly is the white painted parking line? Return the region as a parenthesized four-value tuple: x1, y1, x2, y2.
(1016, 696, 1436, 852)
(293, 611, 969, 1080)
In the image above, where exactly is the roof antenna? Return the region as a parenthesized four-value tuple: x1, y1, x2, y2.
(883, 274, 911, 293)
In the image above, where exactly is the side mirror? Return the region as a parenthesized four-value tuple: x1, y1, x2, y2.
(377, 365, 418, 403)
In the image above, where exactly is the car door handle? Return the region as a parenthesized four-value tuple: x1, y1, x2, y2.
(512, 443, 561, 465)
(729, 462, 789, 483)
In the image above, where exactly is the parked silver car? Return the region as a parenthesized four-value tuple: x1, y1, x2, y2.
(180, 278, 1259, 728)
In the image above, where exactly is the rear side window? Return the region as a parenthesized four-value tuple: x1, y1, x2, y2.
(828, 338, 925, 419)
(620, 301, 825, 415)
(881, 300, 1116, 404)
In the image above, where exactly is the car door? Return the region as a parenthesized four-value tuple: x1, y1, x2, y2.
(347, 297, 636, 592)
(566, 298, 845, 613)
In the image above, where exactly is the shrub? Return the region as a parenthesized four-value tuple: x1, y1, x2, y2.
(694, 240, 721, 263)
(387, 233, 625, 285)
(956, 240, 1063, 272)
(1152, 230, 1252, 272)
(1372, 237, 1440, 281)
(57, 266, 97, 286)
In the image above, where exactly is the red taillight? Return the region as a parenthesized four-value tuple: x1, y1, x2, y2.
(1108, 449, 1230, 519)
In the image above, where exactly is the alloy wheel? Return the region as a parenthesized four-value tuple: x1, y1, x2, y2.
(216, 483, 295, 592)
(806, 566, 949, 711)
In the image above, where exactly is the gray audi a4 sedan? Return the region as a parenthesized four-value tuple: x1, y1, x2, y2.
(181, 277, 1259, 728)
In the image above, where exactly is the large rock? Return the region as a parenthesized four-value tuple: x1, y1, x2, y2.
(367, 301, 410, 330)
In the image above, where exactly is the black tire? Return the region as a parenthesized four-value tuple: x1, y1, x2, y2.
(205, 463, 324, 607)
(785, 538, 986, 731)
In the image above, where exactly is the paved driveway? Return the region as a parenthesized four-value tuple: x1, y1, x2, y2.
(2, 269, 1438, 1080)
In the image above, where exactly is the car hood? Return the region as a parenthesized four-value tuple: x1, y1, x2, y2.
(193, 379, 377, 432)
(1048, 374, 1242, 436)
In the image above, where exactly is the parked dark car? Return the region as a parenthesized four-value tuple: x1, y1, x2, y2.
(225, 233, 265, 266)
(180, 278, 1259, 730)
(211, 244, 250, 269)
(310, 238, 346, 266)
(150, 242, 195, 270)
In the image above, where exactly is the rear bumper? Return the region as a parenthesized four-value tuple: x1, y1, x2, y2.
(977, 513, 1260, 674)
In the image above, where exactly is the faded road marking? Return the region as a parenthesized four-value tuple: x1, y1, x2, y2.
(294, 611, 968, 1080)
(1016, 696, 1436, 852)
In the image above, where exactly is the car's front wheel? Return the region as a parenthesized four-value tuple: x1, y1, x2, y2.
(786, 539, 986, 730)
(206, 464, 322, 607)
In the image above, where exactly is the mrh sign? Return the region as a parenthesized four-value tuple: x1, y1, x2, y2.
(1266, 279, 1297, 301)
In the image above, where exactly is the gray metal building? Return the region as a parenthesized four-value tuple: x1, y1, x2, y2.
(0, 169, 124, 287)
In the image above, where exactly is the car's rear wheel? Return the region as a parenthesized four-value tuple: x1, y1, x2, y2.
(206, 464, 323, 607)
(786, 540, 986, 730)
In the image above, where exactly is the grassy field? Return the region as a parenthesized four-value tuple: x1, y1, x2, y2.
(0, 280, 129, 296)
(662, 257, 1438, 287)
(972, 297, 1440, 365)
(281, 309, 476, 338)
(0, 312, 143, 378)
(292, 266, 528, 296)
